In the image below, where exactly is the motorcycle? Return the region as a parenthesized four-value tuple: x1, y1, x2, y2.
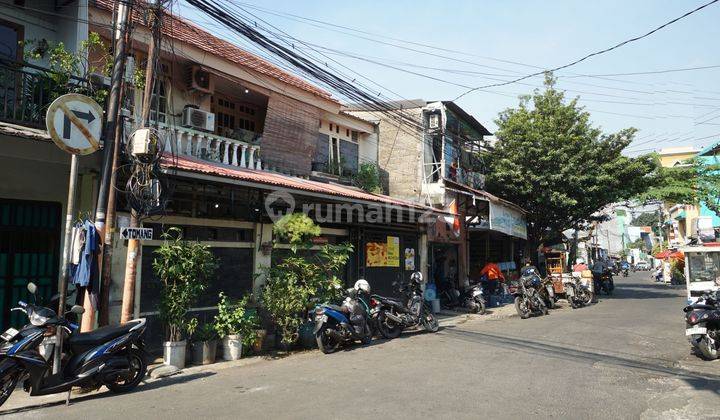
(0, 282, 148, 408)
(313, 280, 373, 354)
(594, 270, 615, 296)
(684, 290, 720, 360)
(373, 272, 439, 339)
(538, 277, 556, 310)
(621, 268, 629, 277)
(460, 283, 486, 314)
(510, 267, 548, 319)
(564, 276, 594, 309)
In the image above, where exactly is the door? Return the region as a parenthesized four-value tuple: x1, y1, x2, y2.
(0, 199, 60, 329)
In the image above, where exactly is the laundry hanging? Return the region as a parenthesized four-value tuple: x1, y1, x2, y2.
(68, 219, 101, 310)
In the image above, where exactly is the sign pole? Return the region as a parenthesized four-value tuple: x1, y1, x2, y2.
(53, 154, 79, 374)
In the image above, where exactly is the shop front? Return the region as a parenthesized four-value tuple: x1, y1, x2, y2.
(468, 198, 528, 282)
(359, 229, 421, 298)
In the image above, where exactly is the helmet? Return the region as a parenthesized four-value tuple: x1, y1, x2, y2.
(354, 279, 371, 293)
(410, 271, 423, 284)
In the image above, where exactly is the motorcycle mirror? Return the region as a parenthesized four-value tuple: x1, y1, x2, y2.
(27, 282, 37, 295)
(70, 305, 85, 315)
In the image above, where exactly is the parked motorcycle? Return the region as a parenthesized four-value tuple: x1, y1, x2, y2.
(373, 272, 439, 339)
(0, 282, 148, 408)
(460, 283, 486, 314)
(684, 290, 720, 360)
(313, 280, 373, 354)
(538, 277, 556, 310)
(564, 276, 594, 309)
(510, 267, 548, 319)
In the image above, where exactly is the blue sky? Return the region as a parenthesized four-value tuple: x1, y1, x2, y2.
(177, 0, 720, 155)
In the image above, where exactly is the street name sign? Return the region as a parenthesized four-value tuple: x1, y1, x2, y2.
(120, 227, 153, 241)
(46, 93, 103, 155)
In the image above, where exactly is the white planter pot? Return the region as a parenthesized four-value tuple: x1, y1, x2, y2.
(222, 335, 243, 361)
(163, 340, 187, 369)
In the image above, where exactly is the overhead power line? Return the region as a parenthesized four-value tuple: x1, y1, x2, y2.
(452, 0, 720, 101)
(569, 64, 720, 77)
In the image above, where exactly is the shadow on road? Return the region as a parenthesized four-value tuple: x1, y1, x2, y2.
(607, 282, 684, 300)
(441, 328, 719, 395)
(0, 371, 216, 416)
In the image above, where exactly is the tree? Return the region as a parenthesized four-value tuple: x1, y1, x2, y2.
(485, 73, 656, 256)
(631, 212, 659, 227)
(637, 156, 720, 218)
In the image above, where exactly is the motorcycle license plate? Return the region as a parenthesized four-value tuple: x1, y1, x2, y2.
(686, 326, 707, 336)
(0, 327, 19, 342)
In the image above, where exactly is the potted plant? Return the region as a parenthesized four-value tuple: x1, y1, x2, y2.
(214, 292, 259, 361)
(188, 319, 218, 365)
(154, 228, 217, 369)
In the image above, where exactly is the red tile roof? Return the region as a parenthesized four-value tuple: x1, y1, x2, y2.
(161, 154, 443, 213)
(92, 0, 335, 102)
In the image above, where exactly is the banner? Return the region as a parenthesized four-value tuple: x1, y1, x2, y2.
(490, 202, 527, 239)
(366, 236, 400, 267)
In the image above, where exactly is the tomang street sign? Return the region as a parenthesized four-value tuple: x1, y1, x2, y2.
(46, 93, 103, 155)
(120, 227, 154, 241)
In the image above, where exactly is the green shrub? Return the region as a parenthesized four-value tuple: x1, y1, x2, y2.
(214, 292, 259, 348)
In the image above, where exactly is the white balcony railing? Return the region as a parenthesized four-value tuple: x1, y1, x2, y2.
(155, 123, 262, 170)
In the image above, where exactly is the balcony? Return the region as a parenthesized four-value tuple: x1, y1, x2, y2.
(0, 60, 67, 128)
(155, 123, 263, 170)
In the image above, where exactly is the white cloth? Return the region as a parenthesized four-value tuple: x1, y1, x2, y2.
(70, 226, 85, 265)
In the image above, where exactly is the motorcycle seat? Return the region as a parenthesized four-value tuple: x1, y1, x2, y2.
(324, 304, 347, 313)
(69, 321, 141, 346)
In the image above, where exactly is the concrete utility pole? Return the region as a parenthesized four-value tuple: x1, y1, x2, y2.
(121, 0, 163, 324)
(82, 0, 134, 331)
(53, 155, 79, 373)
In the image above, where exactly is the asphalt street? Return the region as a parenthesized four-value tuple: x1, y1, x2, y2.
(2, 272, 719, 419)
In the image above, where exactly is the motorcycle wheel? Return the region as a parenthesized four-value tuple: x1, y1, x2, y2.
(421, 311, 439, 333)
(106, 348, 147, 393)
(477, 297, 487, 315)
(514, 296, 531, 319)
(0, 372, 18, 408)
(545, 296, 555, 310)
(316, 329, 341, 354)
(699, 336, 719, 360)
(377, 311, 402, 339)
(582, 291, 594, 306)
(360, 323, 373, 345)
(539, 299, 548, 315)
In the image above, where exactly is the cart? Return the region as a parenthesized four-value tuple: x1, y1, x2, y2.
(544, 249, 594, 298)
(681, 243, 720, 304)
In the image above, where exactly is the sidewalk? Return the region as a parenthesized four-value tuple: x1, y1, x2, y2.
(0, 303, 524, 415)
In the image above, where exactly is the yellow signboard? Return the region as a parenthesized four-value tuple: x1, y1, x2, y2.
(366, 236, 400, 267)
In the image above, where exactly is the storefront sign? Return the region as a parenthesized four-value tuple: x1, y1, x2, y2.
(366, 236, 400, 267)
(490, 202, 527, 240)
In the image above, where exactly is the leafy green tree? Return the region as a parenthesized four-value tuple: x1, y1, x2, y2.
(485, 74, 656, 255)
(631, 212, 659, 227)
(638, 157, 720, 218)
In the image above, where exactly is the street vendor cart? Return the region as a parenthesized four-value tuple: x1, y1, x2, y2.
(543, 249, 594, 300)
(681, 243, 720, 305)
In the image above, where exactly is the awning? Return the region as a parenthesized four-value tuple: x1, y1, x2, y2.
(161, 154, 446, 215)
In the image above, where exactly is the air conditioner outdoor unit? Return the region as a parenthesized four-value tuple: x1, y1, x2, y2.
(187, 65, 213, 93)
(182, 107, 215, 132)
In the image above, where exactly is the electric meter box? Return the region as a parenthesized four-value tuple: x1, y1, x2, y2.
(131, 128, 153, 156)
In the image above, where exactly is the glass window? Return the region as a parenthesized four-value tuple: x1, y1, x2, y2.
(687, 252, 720, 284)
(149, 79, 168, 124)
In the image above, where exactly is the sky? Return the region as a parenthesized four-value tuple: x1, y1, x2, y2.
(175, 0, 720, 156)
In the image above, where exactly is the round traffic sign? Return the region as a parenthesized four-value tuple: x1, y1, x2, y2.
(46, 93, 104, 155)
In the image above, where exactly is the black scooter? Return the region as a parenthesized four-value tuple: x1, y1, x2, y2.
(373, 272, 439, 339)
(0, 282, 148, 408)
(684, 290, 720, 360)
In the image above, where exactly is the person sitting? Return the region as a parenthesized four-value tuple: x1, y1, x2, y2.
(479, 262, 505, 295)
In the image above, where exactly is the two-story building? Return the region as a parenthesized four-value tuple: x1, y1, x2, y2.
(347, 100, 527, 293)
(0, 1, 442, 344)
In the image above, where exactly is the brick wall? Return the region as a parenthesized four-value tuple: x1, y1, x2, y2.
(261, 93, 321, 176)
(349, 109, 423, 200)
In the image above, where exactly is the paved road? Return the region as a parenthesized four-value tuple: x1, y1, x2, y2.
(3, 272, 719, 419)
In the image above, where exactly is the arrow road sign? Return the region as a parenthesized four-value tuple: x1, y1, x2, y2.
(120, 227, 153, 241)
(46, 93, 103, 155)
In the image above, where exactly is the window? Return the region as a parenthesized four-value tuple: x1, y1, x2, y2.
(346, 129, 350, 137)
(329, 136, 340, 172)
(214, 96, 258, 136)
(0, 21, 21, 61)
(149, 79, 168, 124)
